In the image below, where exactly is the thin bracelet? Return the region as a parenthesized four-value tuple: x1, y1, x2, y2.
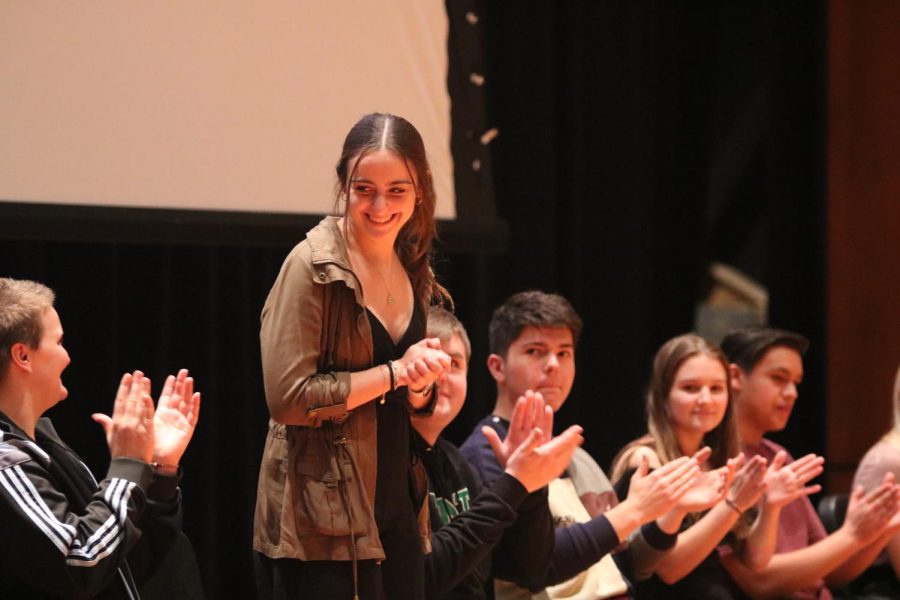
(386, 360, 396, 391)
(724, 497, 742, 517)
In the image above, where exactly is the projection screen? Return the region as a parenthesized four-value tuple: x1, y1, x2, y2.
(0, 1, 461, 221)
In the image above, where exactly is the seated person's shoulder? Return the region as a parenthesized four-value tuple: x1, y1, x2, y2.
(760, 437, 790, 455)
(459, 416, 507, 483)
(855, 435, 900, 491)
(0, 441, 36, 471)
(460, 415, 503, 454)
(610, 441, 660, 494)
(623, 445, 662, 470)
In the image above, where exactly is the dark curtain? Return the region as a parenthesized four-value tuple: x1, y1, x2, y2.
(0, 2, 825, 597)
(442, 0, 827, 472)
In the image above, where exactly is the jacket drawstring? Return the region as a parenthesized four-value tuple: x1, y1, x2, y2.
(334, 434, 359, 600)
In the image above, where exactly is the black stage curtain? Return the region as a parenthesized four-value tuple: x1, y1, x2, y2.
(0, 3, 825, 597)
(444, 0, 827, 474)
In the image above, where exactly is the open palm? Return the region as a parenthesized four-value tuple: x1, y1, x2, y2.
(153, 369, 201, 465)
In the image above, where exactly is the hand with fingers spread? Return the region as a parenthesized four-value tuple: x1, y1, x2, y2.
(620, 452, 703, 524)
(677, 448, 733, 513)
(482, 390, 581, 492)
(764, 451, 824, 509)
(843, 473, 900, 544)
(482, 390, 552, 470)
(91, 371, 155, 463)
(152, 368, 202, 467)
(504, 425, 585, 493)
(727, 452, 746, 470)
(727, 454, 768, 513)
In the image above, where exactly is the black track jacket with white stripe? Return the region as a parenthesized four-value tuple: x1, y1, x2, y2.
(0, 411, 182, 599)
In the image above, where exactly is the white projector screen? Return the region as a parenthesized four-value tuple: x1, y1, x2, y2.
(0, 1, 456, 219)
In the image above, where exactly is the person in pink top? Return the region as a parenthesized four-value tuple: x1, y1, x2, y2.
(720, 326, 900, 599)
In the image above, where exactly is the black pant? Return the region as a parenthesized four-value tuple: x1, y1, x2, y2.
(254, 543, 425, 600)
(255, 553, 385, 600)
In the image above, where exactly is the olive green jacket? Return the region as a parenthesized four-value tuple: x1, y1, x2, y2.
(254, 216, 430, 562)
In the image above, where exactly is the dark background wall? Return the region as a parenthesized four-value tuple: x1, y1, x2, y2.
(826, 0, 900, 493)
(5, 2, 897, 598)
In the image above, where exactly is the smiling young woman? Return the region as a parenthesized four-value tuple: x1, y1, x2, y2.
(610, 334, 771, 600)
(254, 113, 453, 600)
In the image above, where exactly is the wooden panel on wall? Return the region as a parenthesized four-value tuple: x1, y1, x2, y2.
(827, 0, 900, 493)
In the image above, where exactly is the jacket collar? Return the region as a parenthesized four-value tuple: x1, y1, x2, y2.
(0, 410, 62, 446)
(307, 216, 353, 270)
(0, 410, 29, 441)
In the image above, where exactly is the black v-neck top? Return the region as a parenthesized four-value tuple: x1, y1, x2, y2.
(366, 301, 425, 530)
(367, 302, 423, 368)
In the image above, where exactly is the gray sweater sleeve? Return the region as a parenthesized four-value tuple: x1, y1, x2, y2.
(620, 522, 677, 582)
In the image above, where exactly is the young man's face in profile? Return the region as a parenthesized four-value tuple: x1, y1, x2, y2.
(493, 326, 575, 413)
(733, 345, 804, 435)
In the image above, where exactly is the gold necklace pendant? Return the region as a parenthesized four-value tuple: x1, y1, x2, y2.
(377, 255, 395, 305)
